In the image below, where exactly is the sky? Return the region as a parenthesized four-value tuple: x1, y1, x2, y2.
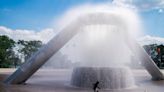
(0, 0, 164, 44)
(0, 0, 112, 30)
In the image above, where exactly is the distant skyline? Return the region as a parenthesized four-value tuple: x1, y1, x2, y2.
(0, 0, 164, 41)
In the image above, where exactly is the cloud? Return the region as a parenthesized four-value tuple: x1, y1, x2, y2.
(0, 26, 56, 43)
(1, 2, 164, 46)
(158, 8, 163, 13)
(138, 35, 164, 45)
(112, 0, 164, 11)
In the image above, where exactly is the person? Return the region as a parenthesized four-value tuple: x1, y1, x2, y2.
(93, 81, 100, 92)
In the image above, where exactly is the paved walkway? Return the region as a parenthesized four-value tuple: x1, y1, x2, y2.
(0, 69, 162, 92)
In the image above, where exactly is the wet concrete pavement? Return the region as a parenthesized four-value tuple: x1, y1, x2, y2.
(1, 69, 164, 92)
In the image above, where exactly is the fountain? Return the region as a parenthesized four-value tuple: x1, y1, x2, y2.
(4, 5, 164, 86)
(68, 23, 136, 89)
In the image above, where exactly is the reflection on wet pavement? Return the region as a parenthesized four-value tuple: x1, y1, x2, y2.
(1, 69, 164, 92)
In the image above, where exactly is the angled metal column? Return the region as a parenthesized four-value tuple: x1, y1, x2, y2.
(126, 38, 164, 80)
(4, 20, 82, 84)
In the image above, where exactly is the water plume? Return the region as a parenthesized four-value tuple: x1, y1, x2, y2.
(59, 4, 142, 67)
(55, 4, 143, 89)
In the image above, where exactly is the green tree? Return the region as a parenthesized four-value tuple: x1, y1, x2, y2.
(17, 40, 43, 62)
(0, 35, 18, 68)
(143, 44, 164, 68)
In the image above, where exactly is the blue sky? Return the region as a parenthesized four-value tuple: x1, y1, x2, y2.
(141, 10, 164, 37)
(0, 0, 111, 30)
(0, 0, 164, 37)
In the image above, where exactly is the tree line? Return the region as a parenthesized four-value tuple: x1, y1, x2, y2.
(0, 35, 42, 68)
(1, 35, 164, 69)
